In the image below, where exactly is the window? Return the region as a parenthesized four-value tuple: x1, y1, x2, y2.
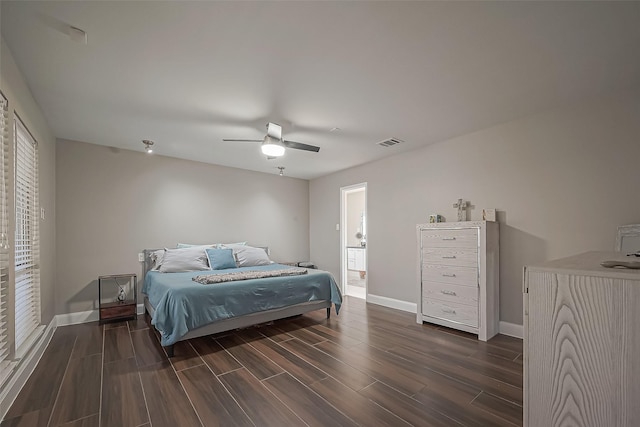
(14, 115, 40, 354)
(0, 95, 10, 385)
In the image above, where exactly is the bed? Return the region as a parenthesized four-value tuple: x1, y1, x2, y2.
(141, 246, 342, 356)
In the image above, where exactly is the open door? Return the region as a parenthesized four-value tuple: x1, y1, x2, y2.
(340, 183, 367, 299)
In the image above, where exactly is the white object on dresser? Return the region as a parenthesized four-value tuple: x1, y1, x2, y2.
(616, 223, 640, 253)
(416, 221, 499, 341)
(482, 208, 496, 222)
(523, 251, 640, 427)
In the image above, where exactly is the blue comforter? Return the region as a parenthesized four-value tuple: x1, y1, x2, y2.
(142, 264, 342, 346)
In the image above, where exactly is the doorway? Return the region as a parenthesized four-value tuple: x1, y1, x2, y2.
(340, 183, 367, 299)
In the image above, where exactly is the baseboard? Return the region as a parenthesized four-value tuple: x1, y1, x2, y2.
(361, 296, 523, 339)
(499, 321, 523, 339)
(55, 309, 98, 326)
(0, 318, 56, 421)
(366, 294, 417, 313)
(55, 304, 145, 327)
(52, 303, 521, 338)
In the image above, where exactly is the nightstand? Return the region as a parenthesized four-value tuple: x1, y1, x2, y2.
(98, 273, 137, 324)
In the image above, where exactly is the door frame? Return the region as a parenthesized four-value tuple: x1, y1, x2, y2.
(340, 182, 367, 299)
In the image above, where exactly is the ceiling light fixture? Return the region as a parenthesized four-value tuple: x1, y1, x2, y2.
(278, 166, 285, 176)
(142, 139, 154, 153)
(261, 135, 285, 157)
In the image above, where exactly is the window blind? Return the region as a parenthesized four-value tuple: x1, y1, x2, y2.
(14, 116, 40, 353)
(0, 96, 10, 385)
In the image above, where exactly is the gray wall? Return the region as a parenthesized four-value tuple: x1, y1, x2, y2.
(55, 139, 309, 315)
(0, 38, 56, 324)
(310, 88, 640, 325)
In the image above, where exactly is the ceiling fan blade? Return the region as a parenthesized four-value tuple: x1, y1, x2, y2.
(222, 139, 263, 143)
(283, 140, 320, 153)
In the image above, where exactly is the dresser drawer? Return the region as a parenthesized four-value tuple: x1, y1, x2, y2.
(422, 281, 478, 306)
(422, 299, 478, 328)
(421, 264, 478, 287)
(100, 303, 136, 321)
(422, 247, 478, 268)
(421, 228, 478, 248)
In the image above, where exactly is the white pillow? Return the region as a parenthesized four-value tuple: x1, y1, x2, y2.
(175, 243, 218, 250)
(177, 241, 247, 248)
(222, 244, 272, 267)
(159, 246, 211, 273)
(224, 241, 247, 246)
(150, 249, 165, 271)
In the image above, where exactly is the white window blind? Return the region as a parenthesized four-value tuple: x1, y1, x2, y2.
(14, 116, 40, 353)
(0, 96, 10, 385)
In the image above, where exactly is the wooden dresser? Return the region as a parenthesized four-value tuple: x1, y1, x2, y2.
(416, 221, 499, 341)
(523, 251, 640, 427)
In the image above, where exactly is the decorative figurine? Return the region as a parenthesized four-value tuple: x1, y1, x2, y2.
(429, 214, 443, 223)
(453, 198, 468, 221)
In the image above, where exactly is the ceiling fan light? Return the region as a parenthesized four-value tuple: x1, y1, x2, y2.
(142, 139, 154, 154)
(261, 136, 285, 157)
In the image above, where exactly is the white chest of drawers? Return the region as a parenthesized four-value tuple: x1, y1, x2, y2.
(416, 221, 499, 341)
(523, 251, 640, 427)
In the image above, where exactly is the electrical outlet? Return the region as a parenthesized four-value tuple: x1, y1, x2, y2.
(138, 253, 144, 262)
(336, 223, 340, 231)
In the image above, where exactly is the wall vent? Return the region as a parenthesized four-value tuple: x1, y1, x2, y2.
(377, 138, 403, 147)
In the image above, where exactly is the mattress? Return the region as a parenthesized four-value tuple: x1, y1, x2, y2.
(142, 264, 342, 346)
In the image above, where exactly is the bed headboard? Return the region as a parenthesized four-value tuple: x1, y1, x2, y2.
(142, 248, 163, 278)
(141, 246, 270, 278)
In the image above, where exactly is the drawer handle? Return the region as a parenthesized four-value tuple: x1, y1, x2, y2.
(442, 256, 457, 259)
(442, 273, 457, 277)
(442, 237, 457, 241)
(441, 290, 457, 296)
(442, 308, 456, 314)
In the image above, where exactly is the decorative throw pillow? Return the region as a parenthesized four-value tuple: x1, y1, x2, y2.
(222, 244, 272, 267)
(159, 247, 210, 273)
(205, 248, 237, 270)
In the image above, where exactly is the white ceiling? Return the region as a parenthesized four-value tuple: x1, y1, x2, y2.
(2, 1, 639, 179)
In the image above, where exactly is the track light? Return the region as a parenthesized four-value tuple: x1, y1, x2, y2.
(142, 139, 154, 154)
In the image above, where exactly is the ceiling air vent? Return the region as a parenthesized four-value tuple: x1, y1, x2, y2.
(377, 138, 403, 148)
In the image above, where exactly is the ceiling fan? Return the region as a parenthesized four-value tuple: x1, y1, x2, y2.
(223, 122, 320, 158)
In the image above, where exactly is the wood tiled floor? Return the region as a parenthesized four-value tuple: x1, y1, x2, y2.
(1, 296, 523, 426)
